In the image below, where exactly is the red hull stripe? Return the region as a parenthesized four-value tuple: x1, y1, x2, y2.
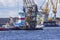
(18, 18, 25, 20)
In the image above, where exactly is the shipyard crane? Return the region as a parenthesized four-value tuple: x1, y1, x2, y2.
(23, 0, 38, 13)
(31, 0, 38, 12)
(50, 0, 58, 20)
(36, 0, 57, 27)
(23, 0, 38, 28)
(41, 0, 49, 21)
(42, 0, 49, 14)
(23, 0, 32, 12)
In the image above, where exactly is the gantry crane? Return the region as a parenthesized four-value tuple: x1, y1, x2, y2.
(42, 0, 49, 14)
(40, 0, 59, 26)
(41, 0, 49, 21)
(50, 0, 58, 20)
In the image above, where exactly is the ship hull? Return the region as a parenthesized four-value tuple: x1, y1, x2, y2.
(0, 27, 43, 30)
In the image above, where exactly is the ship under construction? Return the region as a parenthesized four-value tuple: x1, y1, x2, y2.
(0, 0, 60, 30)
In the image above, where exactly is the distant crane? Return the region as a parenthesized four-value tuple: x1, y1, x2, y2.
(50, 0, 58, 20)
(39, 0, 59, 26)
(41, 0, 50, 21)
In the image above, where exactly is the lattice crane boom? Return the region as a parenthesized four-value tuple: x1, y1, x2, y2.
(50, 0, 58, 20)
(50, 0, 58, 13)
(23, 0, 32, 12)
(42, 0, 49, 14)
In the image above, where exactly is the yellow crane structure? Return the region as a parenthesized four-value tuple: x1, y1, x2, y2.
(50, 0, 58, 20)
(42, 0, 49, 14)
(39, 0, 59, 26)
(40, 0, 59, 21)
(41, 0, 50, 21)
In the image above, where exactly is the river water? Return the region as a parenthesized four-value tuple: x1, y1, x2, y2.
(0, 27, 60, 40)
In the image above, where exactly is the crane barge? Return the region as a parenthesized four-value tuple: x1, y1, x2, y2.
(0, 0, 60, 30)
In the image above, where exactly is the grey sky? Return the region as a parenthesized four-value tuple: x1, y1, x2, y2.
(0, 0, 60, 18)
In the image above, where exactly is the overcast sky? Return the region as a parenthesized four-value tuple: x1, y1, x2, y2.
(0, 0, 60, 18)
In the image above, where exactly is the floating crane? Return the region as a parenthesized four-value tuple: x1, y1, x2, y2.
(18, 0, 59, 28)
(23, 0, 39, 29)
